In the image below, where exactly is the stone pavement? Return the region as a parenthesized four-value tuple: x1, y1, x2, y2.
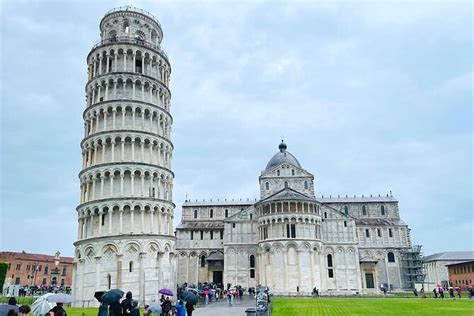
(193, 296, 256, 316)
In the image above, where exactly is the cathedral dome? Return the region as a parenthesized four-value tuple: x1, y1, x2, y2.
(265, 140, 302, 171)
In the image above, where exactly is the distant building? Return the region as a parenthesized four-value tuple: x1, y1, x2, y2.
(0, 251, 73, 287)
(176, 140, 422, 294)
(423, 251, 474, 288)
(447, 260, 474, 288)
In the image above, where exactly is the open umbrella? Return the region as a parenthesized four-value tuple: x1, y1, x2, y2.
(159, 288, 173, 296)
(101, 289, 124, 304)
(46, 293, 73, 303)
(95, 291, 106, 302)
(0, 304, 19, 315)
(31, 294, 54, 316)
(182, 291, 198, 305)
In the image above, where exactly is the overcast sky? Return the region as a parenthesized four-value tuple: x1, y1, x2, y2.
(0, 0, 472, 257)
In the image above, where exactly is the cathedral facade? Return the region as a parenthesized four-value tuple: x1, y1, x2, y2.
(176, 141, 414, 295)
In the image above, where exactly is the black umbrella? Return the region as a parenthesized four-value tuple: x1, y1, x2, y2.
(95, 291, 106, 302)
(182, 291, 198, 305)
(101, 289, 124, 304)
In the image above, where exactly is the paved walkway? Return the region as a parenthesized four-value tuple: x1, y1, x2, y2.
(193, 296, 256, 316)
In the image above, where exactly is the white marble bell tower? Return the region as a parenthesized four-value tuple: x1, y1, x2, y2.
(72, 6, 176, 305)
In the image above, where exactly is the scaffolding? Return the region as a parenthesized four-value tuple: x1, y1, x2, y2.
(400, 245, 425, 289)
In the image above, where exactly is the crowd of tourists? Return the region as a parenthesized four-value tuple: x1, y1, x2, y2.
(1, 296, 67, 316)
(431, 285, 473, 299)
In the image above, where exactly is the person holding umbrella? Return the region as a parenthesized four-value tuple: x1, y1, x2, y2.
(48, 303, 67, 316)
(161, 297, 171, 316)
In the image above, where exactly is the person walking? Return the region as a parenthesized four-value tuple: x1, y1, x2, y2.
(121, 292, 134, 316)
(175, 300, 185, 316)
(49, 303, 67, 316)
(227, 291, 233, 307)
(439, 287, 445, 299)
(184, 302, 194, 316)
(109, 301, 122, 316)
(162, 297, 172, 316)
(433, 288, 438, 299)
(449, 287, 454, 299)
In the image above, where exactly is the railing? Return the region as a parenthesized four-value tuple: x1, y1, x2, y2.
(104, 6, 161, 28)
(91, 36, 168, 60)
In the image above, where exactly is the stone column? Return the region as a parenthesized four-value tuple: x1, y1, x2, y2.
(108, 209, 113, 235)
(119, 209, 123, 234)
(111, 141, 115, 162)
(98, 210, 103, 236)
(150, 209, 155, 233)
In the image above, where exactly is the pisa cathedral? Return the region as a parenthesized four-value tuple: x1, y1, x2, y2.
(176, 141, 418, 295)
(72, 7, 420, 303)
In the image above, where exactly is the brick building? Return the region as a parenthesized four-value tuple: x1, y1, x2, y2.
(447, 260, 474, 288)
(0, 251, 74, 287)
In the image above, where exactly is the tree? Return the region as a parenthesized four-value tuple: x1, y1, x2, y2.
(0, 261, 7, 290)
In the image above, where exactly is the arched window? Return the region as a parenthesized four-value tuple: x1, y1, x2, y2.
(151, 30, 158, 44)
(209, 209, 213, 218)
(265, 182, 269, 190)
(277, 170, 280, 176)
(129, 261, 133, 272)
(344, 206, 349, 215)
(123, 20, 130, 33)
(327, 254, 333, 267)
(362, 205, 367, 216)
(304, 181, 308, 189)
(225, 209, 228, 218)
(387, 252, 395, 263)
(324, 212, 327, 219)
(381, 205, 385, 216)
(194, 209, 197, 219)
(249, 255, 255, 268)
(108, 30, 117, 42)
(284, 181, 288, 188)
(135, 30, 146, 42)
(200, 255, 206, 267)
(107, 274, 112, 289)
(344, 221, 347, 227)
(291, 169, 295, 176)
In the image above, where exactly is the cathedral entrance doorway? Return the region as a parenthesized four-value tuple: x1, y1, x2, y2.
(365, 273, 375, 288)
(213, 271, 223, 286)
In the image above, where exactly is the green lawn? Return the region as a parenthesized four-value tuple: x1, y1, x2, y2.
(272, 297, 474, 316)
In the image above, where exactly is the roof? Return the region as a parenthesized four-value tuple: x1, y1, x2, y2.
(318, 195, 398, 203)
(176, 221, 224, 230)
(423, 251, 474, 262)
(355, 218, 407, 226)
(265, 141, 302, 172)
(0, 251, 74, 264)
(183, 199, 255, 207)
(446, 260, 474, 267)
(260, 187, 316, 203)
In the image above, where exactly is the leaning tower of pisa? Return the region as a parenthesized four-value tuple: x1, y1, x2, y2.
(73, 7, 176, 305)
